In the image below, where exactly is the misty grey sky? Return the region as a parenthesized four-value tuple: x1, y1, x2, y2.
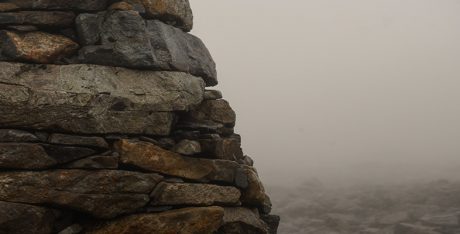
(190, 0, 460, 186)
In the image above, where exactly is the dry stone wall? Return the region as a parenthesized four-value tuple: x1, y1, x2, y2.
(0, 1, 279, 233)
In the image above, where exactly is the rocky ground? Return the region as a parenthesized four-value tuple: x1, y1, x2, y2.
(270, 179, 460, 234)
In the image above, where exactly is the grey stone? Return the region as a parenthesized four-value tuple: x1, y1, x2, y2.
(0, 170, 163, 219)
(173, 139, 201, 155)
(261, 215, 280, 234)
(76, 11, 217, 86)
(48, 134, 109, 149)
(58, 224, 83, 234)
(0, 62, 205, 135)
(0, 0, 109, 12)
(204, 89, 223, 100)
(0, 11, 75, 28)
(0, 201, 57, 234)
(151, 182, 241, 206)
(199, 134, 244, 161)
(62, 155, 119, 169)
(0, 143, 56, 169)
(0, 129, 39, 142)
(217, 207, 269, 234)
(241, 166, 272, 214)
(42, 144, 97, 164)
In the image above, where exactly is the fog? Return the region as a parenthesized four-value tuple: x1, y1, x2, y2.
(191, 0, 460, 187)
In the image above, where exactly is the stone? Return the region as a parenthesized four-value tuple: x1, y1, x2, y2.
(0, 1, 109, 12)
(76, 10, 217, 86)
(115, 139, 248, 186)
(394, 223, 441, 234)
(173, 139, 201, 155)
(129, 0, 193, 32)
(0, 170, 162, 218)
(261, 215, 281, 234)
(0, 201, 57, 234)
(5, 25, 39, 32)
(86, 207, 224, 234)
(0, 143, 56, 169)
(241, 167, 272, 214)
(178, 100, 236, 133)
(58, 224, 83, 234)
(217, 207, 269, 234)
(62, 155, 119, 169)
(0, 62, 204, 135)
(0, 31, 78, 63)
(48, 134, 109, 149)
(0, 129, 39, 142)
(204, 89, 223, 100)
(200, 134, 244, 161)
(42, 144, 97, 164)
(0, 11, 75, 28)
(109, 2, 135, 11)
(151, 182, 241, 206)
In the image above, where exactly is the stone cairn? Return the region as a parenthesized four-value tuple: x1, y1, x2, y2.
(0, 1, 279, 233)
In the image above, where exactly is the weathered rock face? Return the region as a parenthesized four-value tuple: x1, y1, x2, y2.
(0, 1, 278, 233)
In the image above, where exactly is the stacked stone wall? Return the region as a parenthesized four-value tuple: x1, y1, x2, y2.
(0, 1, 279, 233)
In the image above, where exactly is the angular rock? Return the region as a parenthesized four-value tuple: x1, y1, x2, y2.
(0, 11, 75, 28)
(173, 139, 201, 155)
(204, 89, 223, 100)
(58, 224, 83, 234)
(178, 100, 236, 133)
(0, 129, 39, 142)
(76, 10, 217, 86)
(115, 139, 247, 186)
(42, 144, 97, 164)
(0, 62, 205, 135)
(261, 215, 281, 234)
(129, 0, 193, 32)
(200, 134, 244, 161)
(151, 182, 241, 206)
(0, 170, 162, 218)
(0, 31, 79, 63)
(0, 143, 56, 169)
(87, 207, 224, 234)
(48, 134, 109, 149)
(0, 201, 57, 234)
(0, 0, 109, 12)
(62, 155, 119, 169)
(217, 207, 269, 234)
(241, 167, 272, 214)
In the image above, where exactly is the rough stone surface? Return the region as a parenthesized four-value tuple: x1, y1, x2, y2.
(0, 31, 78, 63)
(0, 11, 75, 28)
(0, 62, 204, 135)
(116, 139, 247, 185)
(173, 139, 202, 155)
(0, 1, 109, 12)
(241, 167, 273, 214)
(261, 215, 281, 234)
(0, 170, 162, 218)
(42, 144, 97, 164)
(48, 134, 109, 149)
(87, 206, 224, 234)
(200, 134, 244, 161)
(204, 89, 223, 100)
(151, 182, 241, 206)
(0, 143, 56, 169)
(62, 155, 119, 169)
(76, 10, 216, 86)
(0, 201, 57, 234)
(0, 129, 39, 142)
(217, 207, 269, 234)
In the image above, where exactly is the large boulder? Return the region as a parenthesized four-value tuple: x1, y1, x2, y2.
(76, 10, 217, 86)
(115, 139, 248, 186)
(0, 170, 163, 218)
(0, 0, 109, 12)
(0, 62, 205, 135)
(0, 31, 79, 63)
(151, 182, 241, 206)
(87, 207, 224, 234)
(0, 201, 58, 234)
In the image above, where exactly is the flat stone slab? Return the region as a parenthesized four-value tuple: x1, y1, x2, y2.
(87, 207, 224, 234)
(0, 170, 163, 218)
(0, 62, 205, 135)
(151, 182, 241, 206)
(0, 0, 109, 12)
(115, 139, 248, 186)
(0, 11, 75, 28)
